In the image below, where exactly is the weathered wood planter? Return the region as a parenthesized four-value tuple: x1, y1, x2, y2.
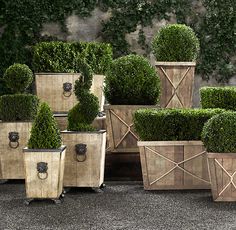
(207, 152, 236, 202)
(23, 146, 66, 202)
(155, 62, 196, 108)
(61, 130, 106, 188)
(104, 105, 157, 152)
(35, 73, 105, 113)
(0, 122, 32, 179)
(138, 141, 210, 190)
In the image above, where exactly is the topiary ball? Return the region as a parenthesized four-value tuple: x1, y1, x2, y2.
(3, 63, 33, 93)
(104, 54, 160, 105)
(152, 24, 200, 62)
(202, 112, 236, 153)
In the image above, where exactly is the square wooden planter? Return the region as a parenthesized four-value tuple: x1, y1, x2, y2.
(23, 146, 66, 199)
(138, 141, 210, 190)
(0, 122, 32, 179)
(61, 130, 106, 188)
(104, 105, 158, 152)
(155, 62, 196, 108)
(35, 73, 105, 113)
(207, 152, 236, 202)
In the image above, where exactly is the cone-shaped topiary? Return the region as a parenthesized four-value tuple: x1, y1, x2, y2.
(28, 102, 62, 149)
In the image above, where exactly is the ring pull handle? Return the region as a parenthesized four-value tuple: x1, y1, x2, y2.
(8, 132, 19, 149)
(63, 82, 72, 97)
(37, 162, 48, 180)
(75, 144, 87, 162)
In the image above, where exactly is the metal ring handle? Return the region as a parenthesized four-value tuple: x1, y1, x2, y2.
(37, 172, 48, 180)
(76, 154, 87, 162)
(75, 143, 87, 162)
(9, 141, 19, 149)
(63, 82, 72, 97)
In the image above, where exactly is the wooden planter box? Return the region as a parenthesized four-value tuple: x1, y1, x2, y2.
(35, 73, 105, 113)
(138, 141, 210, 190)
(23, 146, 66, 200)
(0, 122, 32, 179)
(61, 130, 106, 188)
(104, 105, 157, 152)
(207, 152, 236, 202)
(155, 62, 196, 108)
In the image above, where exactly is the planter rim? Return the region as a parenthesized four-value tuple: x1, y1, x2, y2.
(0, 121, 33, 123)
(104, 104, 159, 109)
(23, 145, 66, 152)
(61, 130, 106, 134)
(53, 114, 106, 119)
(35, 73, 104, 76)
(155, 61, 196, 66)
(207, 152, 236, 158)
(138, 140, 203, 146)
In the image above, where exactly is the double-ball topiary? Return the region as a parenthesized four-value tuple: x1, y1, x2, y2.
(152, 24, 200, 62)
(104, 54, 160, 105)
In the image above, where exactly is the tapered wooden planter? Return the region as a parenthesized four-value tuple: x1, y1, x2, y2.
(61, 130, 106, 188)
(23, 146, 66, 200)
(0, 122, 32, 179)
(35, 73, 105, 113)
(138, 141, 210, 190)
(207, 152, 236, 202)
(105, 105, 157, 152)
(155, 62, 196, 108)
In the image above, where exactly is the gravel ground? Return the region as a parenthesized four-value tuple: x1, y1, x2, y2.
(1, 181, 236, 230)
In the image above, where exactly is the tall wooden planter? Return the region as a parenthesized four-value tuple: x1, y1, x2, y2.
(23, 146, 66, 202)
(207, 152, 236, 202)
(105, 105, 157, 152)
(0, 122, 32, 179)
(155, 62, 196, 108)
(61, 130, 106, 188)
(138, 141, 210, 190)
(35, 73, 105, 113)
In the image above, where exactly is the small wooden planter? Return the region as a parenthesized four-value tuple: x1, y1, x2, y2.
(207, 152, 236, 202)
(35, 73, 105, 113)
(61, 130, 106, 188)
(138, 141, 210, 190)
(0, 122, 32, 179)
(23, 146, 66, 201)
(105, 105, 157, 152)
(155, 62, 196, 108)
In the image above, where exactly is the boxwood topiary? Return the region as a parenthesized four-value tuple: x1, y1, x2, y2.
(152, 24, 200, 62)
(3, 63, 33, 93)
(202, 112, 236, 153)
(28, 102, 62, 149)
(134, 108, 225, 141)
(200, 87, 236, 110)
(104, 54, 160, 105)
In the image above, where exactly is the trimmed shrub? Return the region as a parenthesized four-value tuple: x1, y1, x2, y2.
(202, 112, 236, 153)
(0, 94, 39, 121)
(200, 87, 236, 110)
(152, 24, 200, 62)
(104, 54, 160, 105)
(28, 102, 62, 149)
(32, 41, 113, 74)
(134, 108, 225, 141)
(3, 63, 33, 93)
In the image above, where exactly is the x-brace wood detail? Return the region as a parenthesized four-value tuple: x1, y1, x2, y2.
(145, 147, 210, 186)
(160, 67, 191, 108)
(214, 159, 236, 196)
(110, 109, 139, 148)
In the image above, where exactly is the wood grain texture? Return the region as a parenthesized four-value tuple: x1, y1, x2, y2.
(207, 152, 236, 202)
(138, 141, 210, 190)
(35, 73, 105, 113)
(104, 105, 158, 153)
(61, 131, 106, 187)
(23, 147, 66, 199)
(0, 122, 32, 179)
(155, 62, 195, 108)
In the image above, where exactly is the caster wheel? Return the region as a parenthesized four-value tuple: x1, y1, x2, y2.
(100, 183, 106, 189)
(61, 193, 65, 198)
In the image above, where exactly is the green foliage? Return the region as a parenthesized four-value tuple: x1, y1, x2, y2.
(32, 41, 113, 74)
(28, 102, 61, 149)
(202, 112, 236, 153)
(200, 87, 236, 111)
(152, 24, 199, 62)
(0, 94, 39, 121)
(3, 63, 33, 93)
(134, 108, 225, 141)
(104, 54, 160, 105)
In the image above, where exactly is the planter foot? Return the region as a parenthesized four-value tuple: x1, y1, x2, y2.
(92, 187, 103, 193)
(52, 198, 63, 205)
(24, 199, 33, 206)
